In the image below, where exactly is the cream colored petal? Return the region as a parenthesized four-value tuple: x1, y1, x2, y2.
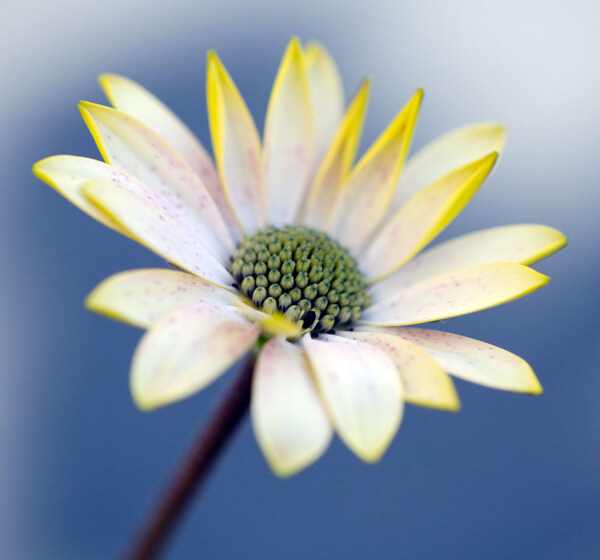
(373, 327, 542, 394)
(361, 153, 498, 282)
(372, 224, 567, 301)
(207, 51, 266, 233)
(263, 38, 314, 226)
(389, 122, 507, 213)
(85, 268, 236, 329)
(301, 80, 370, 230)
(131, 303, 260, 410)
(304, 41, 344, 170)
(302, 334, 403, 462)
(331, 90, 422, 250)
(79, 101, 234, 259)
(82, 180, 233, 286)
(362, 262, 548, 326)
(99, 74, 241, 238)
(342, 330, 460, 411)
(252, 337, 333, 477)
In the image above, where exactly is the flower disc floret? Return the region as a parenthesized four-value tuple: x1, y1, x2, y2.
(229, 226, 370, 334)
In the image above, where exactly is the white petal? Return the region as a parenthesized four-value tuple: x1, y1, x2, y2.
(79, 101, 234, 259)
(131, 303, 260, 410)
(301, 80, 370, 230)
(389, 122, 507, 213)
(85, 268, 236, 329)
(263, 38, 314, 226)
(304, 41, 344, 170)
(302, 334, 403, 462)
(207, 52, 266, 233)
(82, 180, 233, 286)
(375, 327, 542, 394)
(362, 263, 549, 326)
(372, 224, 567, 301)
(342, 330, 460, 411)
(99, 74, 241, 238)
(361, 153, 498, 281)
(331, 90, 422, 250)
(252, 337, 333, 477)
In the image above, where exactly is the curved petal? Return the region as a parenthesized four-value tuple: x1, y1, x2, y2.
(301, 80, 370, 230)
(99, 74, 241, 238)
(207, 51, 266, 233)
(361, 153, 498, 282)
(263, 38, 314, 226)
(331, 89, 422, 250)
(82, 180, 233, 286)
(342, 330, 460, 411)
(304, 41, 344, 170)
(372, 327, 542, 394)
(79, 102, 234, 258)
(372, 224, 567, 301)
(131, 303, 260, 410)
(362, 263, 549, 326)
(33, 155, 128, 235)
(389, 122, 507, 213)
(302, 334, 403, 462)
(85, 268, 236, 329)
(252, 337, 333, 477)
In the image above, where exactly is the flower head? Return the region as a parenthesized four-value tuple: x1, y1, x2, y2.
(34, 38, 566, 476)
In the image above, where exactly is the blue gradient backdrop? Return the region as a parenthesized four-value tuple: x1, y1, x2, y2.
(2, 1, 599, 558)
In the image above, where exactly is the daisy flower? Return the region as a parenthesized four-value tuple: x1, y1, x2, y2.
(34, 38, 566, 477)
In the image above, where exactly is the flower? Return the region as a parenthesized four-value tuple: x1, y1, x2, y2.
(33, 38, 566, 477)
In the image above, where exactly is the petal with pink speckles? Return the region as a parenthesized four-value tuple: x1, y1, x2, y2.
(79, 101, 234, 259)
(263, 38, 314, 226)
(341, 330, 460, 411)
(99, 74, 241, 238)
(302, 334, 403, 462)
(252, 337, 332, 477)
(82, 180, 233, 286)
(368, 327, 542, 394)
(85, 268, 236, 329)
(362, 263, 549, 326)
(131, 303, 260, 410)
(371, 224, 567, 301)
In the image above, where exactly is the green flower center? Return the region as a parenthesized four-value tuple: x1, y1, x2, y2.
(228, 226, 371, 335)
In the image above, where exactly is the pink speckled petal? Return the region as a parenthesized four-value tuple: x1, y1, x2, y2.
(304, 41, 344, 171)
(361, 263, 549, 326)
(302, 334, 403, 462)
(371, 224, 567, 301)
(33, 155, 225, 261)
(82, 180, 233, 286)
(207, 52, 266, 233)
(99, 74, 241, 239)
(388, 122, 507, 214)
(86, 268, 236, 329)
(341, 330, 460, 411)
(79, 101, 234, 259)
(263, 38, 314, 226)
(367, 327, 542, 394)
(131, 303, 260, 410)
(361, 153, 498, 282)
(331, 90, 422, 251)
(252, 337, 332, 477)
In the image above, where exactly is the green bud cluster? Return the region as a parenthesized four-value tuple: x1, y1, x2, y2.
(228, 226, 371, 334)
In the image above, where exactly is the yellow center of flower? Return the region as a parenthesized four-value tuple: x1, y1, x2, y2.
(229, 226, 370, 334)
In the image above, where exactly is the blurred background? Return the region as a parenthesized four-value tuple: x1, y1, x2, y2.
(1, 0, 598, 558)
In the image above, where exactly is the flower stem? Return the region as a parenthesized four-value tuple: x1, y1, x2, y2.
(125, 355, 256, 560)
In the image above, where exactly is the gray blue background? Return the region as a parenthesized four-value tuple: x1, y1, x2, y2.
(1, 0, 598, 558)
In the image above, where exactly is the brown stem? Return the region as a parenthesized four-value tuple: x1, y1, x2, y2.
(124, 355, 255, 560)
